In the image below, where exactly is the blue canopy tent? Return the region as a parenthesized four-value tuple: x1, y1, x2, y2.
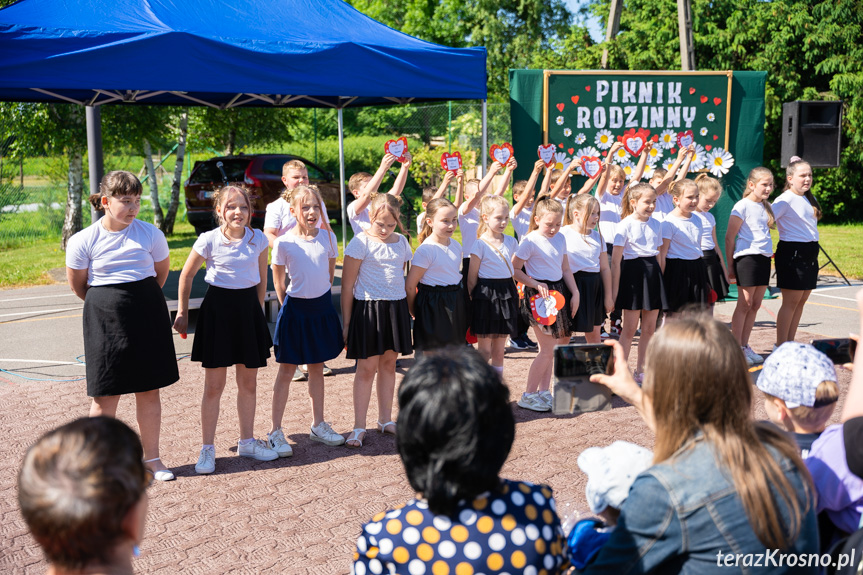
(0, 0, 488, 241)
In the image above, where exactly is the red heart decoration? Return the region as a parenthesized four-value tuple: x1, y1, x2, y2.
(618, 127, 651, 156)
(670, 147, 677, 155)
(580, 156, 602, 178)
(440, 151, 462, 172)
(652, 134, 659, 142)
(490, 143, 514, 165)
(705, 145, 713, 151)
(713, 135, 719, 140)
(601, 151, 607, 157)
(689, 87, 696, 95)
(677, 130, 694, 148)
(558, 143, 564, 148)
(700, 96, 708, 104)
(585, 86, 591, 91)
(537, 144, 556, 167)
(556, 103, 565, 112)
(571, 95, 580, 105)
(567, 148, 574, 155)
(713, 97, 722, 106)
(384, 137, 408, 162)
(530, 291, 566, 325)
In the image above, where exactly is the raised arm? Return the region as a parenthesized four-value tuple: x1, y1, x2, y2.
(435, 170, 455, 201)
(654, 146, 692, 196)
(494, 157, 517, 196)
(388, 152, 412, 197)
(354, 153, 398, 213)
(630, 141, 653, 184)
(538, 163, 553, 197)
(577, 163, 605, 195)
(597, 142, 624, 200)
(453, 169, 466, 208)
(479, 160, 504, 196)
(550, 158, 582, 199)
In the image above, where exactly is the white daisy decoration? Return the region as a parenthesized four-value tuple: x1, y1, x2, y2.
(707, 113, 715, 122)
(595, 129, 614, 150)
(575, 146, 601, 160)
(556, 116, 565, 126)
(553, 152, 571, 171)
(689, 143, 707, 172)
(563, 128, 572, 137)
(661, 157, 677, 172)
(575, 133, 586, 144)
(620, 159, 636, 180)
(643, 163, 656, 179)
(706, 147, 735, 177)
(659, 129, 677, 149)
(646, 147, 663, 165)
(700, 127, 709, 137)
(612, 145, 629, 163)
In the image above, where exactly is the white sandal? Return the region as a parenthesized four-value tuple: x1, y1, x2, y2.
(346, 429, 365, 448)
(144, 457, 175, 482)
(377, 421, 396, 435)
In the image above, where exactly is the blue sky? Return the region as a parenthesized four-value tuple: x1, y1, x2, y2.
(564, 0, 606, 43)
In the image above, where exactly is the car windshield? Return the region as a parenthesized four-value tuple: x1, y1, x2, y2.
(189, 159, 249, 183)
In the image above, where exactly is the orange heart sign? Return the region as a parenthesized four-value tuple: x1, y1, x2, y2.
(530, 290, 566, 326)
(580, 156, 602, 178)
(516, 282, 525, 299)
(677, 130, 694, 148)
(538, 144, 556, 167)
(384, 137, 408, 162)
(490, 143, 513, 165)
(440, 151, 462, 172)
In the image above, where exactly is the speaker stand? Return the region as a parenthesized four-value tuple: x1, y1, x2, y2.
(819, 245, 851, 286)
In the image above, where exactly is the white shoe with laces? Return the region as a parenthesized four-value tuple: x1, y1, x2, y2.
(237, 439, 278, 461)
(310, 421, 345, 446)
(267, 428, 294, 458)
(742, 345, 763, 365)
(195, 446, 216, 475)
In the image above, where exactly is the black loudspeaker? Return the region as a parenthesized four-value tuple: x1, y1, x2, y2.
(781, 101, 843, 168)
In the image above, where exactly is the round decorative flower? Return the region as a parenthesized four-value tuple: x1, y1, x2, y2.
(700, 127, 709, 136)
(706, 147, 735, 177)
(707, 113, 715, 122)
(575, 146, 601, 160)
(662, 157, 676, 172)
(563, 128, 572, 137)
(688, 144, 707, 172)
(613, 146, 629, 163)
(659, 129, 677, 150)
(553, 152, 571, 171)
(646, 147, 663, 165)
(556, 116, 564, 125)
(594, 129, 614, 150)
(642, 164, 655, 179)
(620, 159, 636, 180)
(575, 133, 586, 144)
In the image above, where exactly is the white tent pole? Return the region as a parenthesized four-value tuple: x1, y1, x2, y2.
(338, 106, 347, 252)
(481, 99, 487, 177)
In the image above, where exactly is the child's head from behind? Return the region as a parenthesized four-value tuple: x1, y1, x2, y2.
(348, 172, 372, 198)
(528, 195, 564, 237)
(477, 195, 510, 237)
(89, 171, 142, 218)
(695, 173, 722, 211)
(577, 441, 653, 525)
(621, 182, 656, 219)
(564, 193, 600, 231)
(368, 193, 405, 241)
(757, 342, 839, 434)
(281, 160, 308, 191)
(606, 164, 626, 195)
(668, 179, 699, 214)
(418, 197, 457, 243)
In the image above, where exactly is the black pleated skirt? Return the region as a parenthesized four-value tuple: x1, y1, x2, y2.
(346, 298, 413, 359)
(702, 249, 730, 302)
(274, 290, 344, 365)
(520, 278, 574, 339)
(572, 271, 604, 332)
(663, 258, 710, 313)
(83, 277, 179, 397)
(414, 283, 467, 351)
(470, 277, 519, 338)
(734, 254, 772, 287)
(191, 285, 272, 369)
(616, 256, 667, 312)
(775, 241, 819, 290)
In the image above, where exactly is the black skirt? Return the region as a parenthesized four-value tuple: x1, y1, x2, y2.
(83, 277, 179, 397)
(274, 290, 344, 365)
(775, 241, 819, 290)
(702, 249, 730, 302)
(663, 258, 710, 313)
(616, 256, 667, 312)
(572, 271, 605, 332)
(520, 277, 574, 339)
(414, 283, 467, 351)
(470, 277, 519, 338)
(734, 254, 772, 287)
(191, 285, 272, 369)
(346, 298, 413, 359)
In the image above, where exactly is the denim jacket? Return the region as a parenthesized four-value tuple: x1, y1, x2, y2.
(582, 434, 819, 574)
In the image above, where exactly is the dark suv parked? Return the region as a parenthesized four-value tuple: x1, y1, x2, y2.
(184, 154, 341, 235)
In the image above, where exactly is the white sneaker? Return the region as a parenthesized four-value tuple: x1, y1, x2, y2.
(237, 439, 278, 461)
(538, 390, 553, 409)
(310, 421, 345, 446)
(195, 446, 216, 475)
(267, 428, 294, 458)
(292, 367, 307, 382)
(517, 392, 550, 412)
(741, 345, 763, 365)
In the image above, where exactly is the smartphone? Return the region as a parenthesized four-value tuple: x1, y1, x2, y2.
(811, 338, 857, 365)
(552, 344, 614, 415)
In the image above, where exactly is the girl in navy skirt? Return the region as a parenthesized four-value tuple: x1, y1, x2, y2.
(342, 194, 413, 448)
(725, 167, 776, 365)
(694, 174, 730, 314)
(659, 179, 710, 316)
(174, 186, 276, 473)
(467, 195, 520, 377)
(512, 196, 580, 412)
(561, 194, 613, 344)
(612, 183, 667, 381)
(405, 198, 467, 353)
(773, 157, 821, 346)
(270, 185, 346, 449)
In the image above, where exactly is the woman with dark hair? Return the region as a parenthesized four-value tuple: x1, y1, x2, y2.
(18, 417, 151, 575)
(352, 347, 570, 574)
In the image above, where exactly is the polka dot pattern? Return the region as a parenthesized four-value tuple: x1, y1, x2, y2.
(353, 480, 569, 574)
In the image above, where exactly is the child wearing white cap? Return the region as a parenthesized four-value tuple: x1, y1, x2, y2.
(568, 441, 653, 570)
(756, 341, 839, 457)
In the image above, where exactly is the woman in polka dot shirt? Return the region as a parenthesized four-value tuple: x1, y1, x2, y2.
(352, 348, 569, 575)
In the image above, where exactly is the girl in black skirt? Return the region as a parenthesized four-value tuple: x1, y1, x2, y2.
(467, 195, 520, 376)
(342, 194, 413, 448)
(174, 186, 277, 474)
(65, 171, 178, 481)
(773, 157, 821, 346)
(694, 174, 730, 315)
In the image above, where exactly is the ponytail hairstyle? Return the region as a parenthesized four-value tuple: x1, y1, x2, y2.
(668, 178, 698, 205)
(289, 184, 336, 253)
(694, 173, 722, 201)
(418, 198, 457, 244)
(744, 167, 776, 228)
(476, 195, 510, 238)
(784, 158, 821, 221)
(526, 194, 564, 234)
(564, 193, 600, 240)
(212, 185, 256, 246)
(368, 192, 407, 236)
(621, 182, 655, 219)
(89, 171, 142, 212)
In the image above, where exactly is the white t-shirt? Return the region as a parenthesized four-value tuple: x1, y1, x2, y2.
(347, 200, 371, 235)
(598, 192, 623, 244)
(458, 204, 480, 256)
(613, 215, 663, 260)
(193, 228, 268, 289)
(272, 229, 338, 299)
(555, 195, 569, 209)
(412, 239, 463, 286)
(561, 227, 605, 273)
(661, 214, 703, 260)
(470, 235, 518, 279)
(694, 211, 716, 251)
(263, 197, 296, 237)
(772, 190, 819, 242)
(514, 230, 567, 282)
(344, 232, 412, 300)
(509, 207, 531, 240)
(653, 193, 675, 223)
(66, 219, 169, 287)
(730, 198, 773, 258)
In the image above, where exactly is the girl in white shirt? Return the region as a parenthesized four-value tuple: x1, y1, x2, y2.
(612, 183, 667, 381)
(512, 196, 580, 412)
(66, 171, 178, 482)
(562, 194, 613, 344)
(341, 194, 413, 448)
(725, 167, 776, 365)
(174, 186, 276, 472)
(467, 195, 520, 376)
(270, 185, 346, 450)
(694, 174, 730, 314)
(405, 198, 467, 352)
(773, 158, 821, 346)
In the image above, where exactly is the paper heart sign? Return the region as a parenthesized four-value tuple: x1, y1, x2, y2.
(619, 128, 651, 156)
(530, 290, 566, 326)
(490, 143, 513, 165)
(700, 96, 708, 104)
(556, 103, 565, 112)
(516, 282, 525, 299)
(440, 151, 462, 172)
(538, 144, 556, 167)
(384, 137, 408, 162)
(677, 130, 694, 148)
(580, 156, 602, 178)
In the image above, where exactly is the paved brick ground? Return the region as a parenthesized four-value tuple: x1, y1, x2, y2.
(0, 318, 851, 574)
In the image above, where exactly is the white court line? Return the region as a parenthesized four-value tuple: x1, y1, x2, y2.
(0, 306, 82, 319)
(809, 292, 859, 303)
(0, 293, 77, 304)
(0, 359, 85, 366)
(813, 283, 863, 293)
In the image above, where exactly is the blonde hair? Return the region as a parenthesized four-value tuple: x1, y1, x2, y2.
(213, 185, 256, 246)
(512, 180, 529, 198)
(288, 185, 336, 252)
(764, 380, 839, 431)
(281, 159, 306, 178)
(349, 172, 372, 193)
(549, 169, 567, 187)
(527, 195, 564, 234)
(368, 193, 407, 236)
(695, 173, 722, 199)
(784, 159, 822, 220)
(465, 179, 480, 198)
(564, 193, 600, 240)
(651, 167, 668, 180)
(621, 182, 655, 219)
(644, 316, 812, 549)
(421, 186, 438, 204)
(744, 167, 776, 227)
(418, 198, 456, 244)
(606, 164, 626, 182)
(89, 171, 142, 211)
(668, 178, 698, 200)
(476, 195, 510, 238)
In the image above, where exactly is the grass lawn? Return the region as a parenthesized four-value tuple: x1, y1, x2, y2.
(805, 223, 863, 280)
